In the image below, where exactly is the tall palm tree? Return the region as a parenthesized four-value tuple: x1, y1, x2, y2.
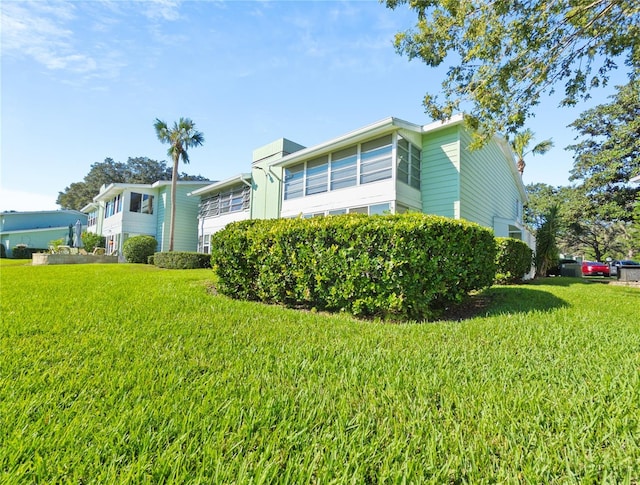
(154, 117, 204, 251)
(510, 129, 554, 176)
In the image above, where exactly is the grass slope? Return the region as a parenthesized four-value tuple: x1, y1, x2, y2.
(1, 261, 639, 483)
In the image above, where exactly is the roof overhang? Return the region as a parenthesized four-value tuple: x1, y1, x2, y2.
(93, 183, 151, 202)
(188, 175, 250, 197)
(631, 174, 640, 184)
(272, 117, 424, 169)
(494, 136, 529, 203)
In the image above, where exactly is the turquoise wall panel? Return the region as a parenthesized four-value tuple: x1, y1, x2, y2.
(421, 126, 460, 218)
(459, 131, 521, 231)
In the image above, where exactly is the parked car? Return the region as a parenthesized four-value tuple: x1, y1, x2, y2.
(546, 258, 578, 277)
(581, 261, 610, 277)
(610, 260, 640, 277)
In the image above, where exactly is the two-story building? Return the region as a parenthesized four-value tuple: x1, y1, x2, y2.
(192, 115, 533, 252)
(84, 180, 211, 255)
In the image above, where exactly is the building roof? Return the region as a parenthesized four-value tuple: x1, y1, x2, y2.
(94, 180, 212, 202)
(272, 117, 424, 169)
(188, 174, 251, 197)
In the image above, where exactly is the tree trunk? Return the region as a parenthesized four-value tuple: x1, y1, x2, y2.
(169, 154, 179, 252)
(517, 158, 525, 175)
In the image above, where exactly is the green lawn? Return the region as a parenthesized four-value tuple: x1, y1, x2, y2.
(1, 261, 639, 483)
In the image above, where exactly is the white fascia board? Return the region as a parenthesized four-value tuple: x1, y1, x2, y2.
(273, 117, 423, 169)
(631, 174, 640, 184)
(494, 135, 529, 203)
(421, 113, 465, 134)
(151, 180, 213, 189)
(80, 202, 98, 213)
(93, 183, 151, 202)
(188, 175, 250, 197)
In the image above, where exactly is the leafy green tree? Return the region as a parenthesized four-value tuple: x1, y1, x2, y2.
(535, 204, 560, 277)
(510, 129, 553, 176)
(524, 183, 562, 230)
(561, 185, 630, 261)
(567, 80, 640, 218)
(57, 156, 206, 211)
(385, 0, 639, 143)
(154, 118, 205, 252)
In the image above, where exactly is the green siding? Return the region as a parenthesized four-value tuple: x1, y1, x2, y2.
(459, 130, 520, 230)
(251, 163, 283, 220)
(421, 126, 460, 218)
(155, 190, 168, 251)
(156, 184, 206, 251)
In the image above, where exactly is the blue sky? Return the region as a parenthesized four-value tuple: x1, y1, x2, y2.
(0, 0, 630, 212)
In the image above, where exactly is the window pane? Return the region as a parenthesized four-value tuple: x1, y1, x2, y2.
(284, 164, 304, 200)
(130, 193, 142, 213)
(369, 203, 390, 215)
(331, 149, 357, 190)
(349, 206, 368, 214)
(361, 135, 392, 184)
(305, 156, 328, 195)
(143, 194, 153, 214)
(328, 209, 347, 215)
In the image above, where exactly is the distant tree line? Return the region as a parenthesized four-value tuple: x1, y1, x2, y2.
(57, 157, 208, 211)
(525, 80, 639, 262)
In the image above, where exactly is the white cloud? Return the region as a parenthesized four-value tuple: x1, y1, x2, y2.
(143, 0, 182, 21)
(1, 0, 125, 81)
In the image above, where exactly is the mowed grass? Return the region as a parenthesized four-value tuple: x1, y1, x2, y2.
(1, 261, 639, 483)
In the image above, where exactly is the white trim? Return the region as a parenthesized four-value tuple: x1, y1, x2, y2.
(188, 174, 249, 197)
(273, 117, 422, 169)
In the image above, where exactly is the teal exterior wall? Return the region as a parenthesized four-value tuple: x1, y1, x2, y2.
(252, 138, 305, 220)
(459, 130, 522, 233)
(155, 184, 207, 252)
(421, 126, 461, 218)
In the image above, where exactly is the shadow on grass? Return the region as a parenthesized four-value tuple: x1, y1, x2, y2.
(439, 282, 570, 322)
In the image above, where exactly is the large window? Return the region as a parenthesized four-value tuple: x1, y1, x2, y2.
(105, 194, 122, 218)
(283, 135, 395, 201)
(330, 146, 357, 190)
(284, 164, 304, 200)
(129, 192, 154, 214)
(199, 184, 250, 218)
(305, 156, 328, 195)
(397, 136, 421, 189)
(87, 211, 97, 226)
(360, 135, 393, 184)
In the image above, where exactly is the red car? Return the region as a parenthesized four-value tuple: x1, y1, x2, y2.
(581, 261, 610, 277)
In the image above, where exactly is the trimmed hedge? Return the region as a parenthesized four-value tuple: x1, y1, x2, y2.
(122, 236, 157, 264)
(495, 237, 533, 284)
(211, 214, 497, 321)
(153, 252, 212, 269)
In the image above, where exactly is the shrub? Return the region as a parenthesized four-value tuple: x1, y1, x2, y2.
(49, 238, 65, 251)
(153, 252, 211, 269)
(211, 214, 497, 321)
(122, 236, 157, 264)
(495, 237, 534, 284)
(12, 245, 47, 259)
(81, 232, 106, 253)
